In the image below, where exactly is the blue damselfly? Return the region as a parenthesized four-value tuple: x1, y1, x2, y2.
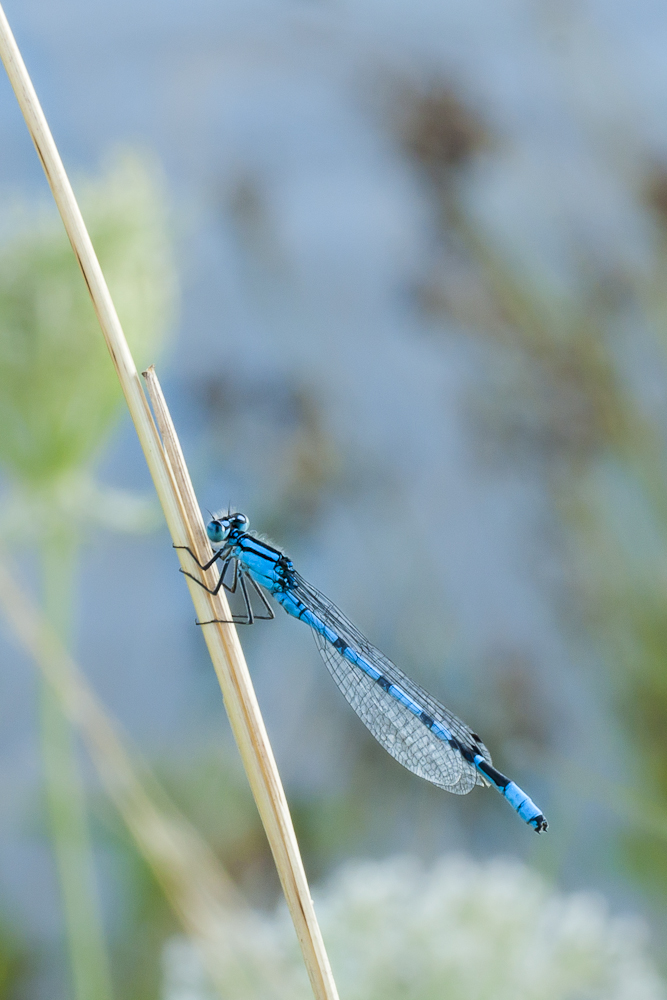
(178, 512, 547, 833)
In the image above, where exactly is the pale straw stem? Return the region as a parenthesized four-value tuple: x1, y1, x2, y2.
(0, 8, 338, 998)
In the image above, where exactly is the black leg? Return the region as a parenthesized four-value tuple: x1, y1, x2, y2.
(225, 558, 238, 594)
(180, 568, 228, 596)
(196, 574, 274, 626)
(177, 546, 274, 626)
(247, 575, 275, 620)
(196, 617, 254, 626)
(219, 557, 233, 592)
(238, 572, 254, 625)
(173, 544, 226, 572)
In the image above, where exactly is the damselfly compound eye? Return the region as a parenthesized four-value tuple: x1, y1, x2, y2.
(206, 519, 227, 545)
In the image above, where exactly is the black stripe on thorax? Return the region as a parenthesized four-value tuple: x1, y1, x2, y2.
(237, 535, 282, 562)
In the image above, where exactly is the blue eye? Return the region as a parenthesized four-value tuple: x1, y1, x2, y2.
(205, 511, 249, 546)
(207, 520, 225, 544)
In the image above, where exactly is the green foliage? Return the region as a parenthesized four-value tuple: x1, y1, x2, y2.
(0, 922, 29, 999)
(0, 151, 176, 488)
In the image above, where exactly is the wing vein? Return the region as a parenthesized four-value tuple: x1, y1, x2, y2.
(292, 573, 490, 794)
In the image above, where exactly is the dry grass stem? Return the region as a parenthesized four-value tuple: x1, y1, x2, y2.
(142, 370, 340, 991)
(0, 8, 338, 998)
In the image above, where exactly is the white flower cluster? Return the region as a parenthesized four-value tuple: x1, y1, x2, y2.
(162, 855, 665, 1000)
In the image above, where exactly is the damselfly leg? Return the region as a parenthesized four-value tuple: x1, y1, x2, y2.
(175, 545, 274, 624)
(175, 544, 231, 597)
(173, 544, 225, 573)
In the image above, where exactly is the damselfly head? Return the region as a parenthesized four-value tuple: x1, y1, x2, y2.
(206, 511, 249, 545)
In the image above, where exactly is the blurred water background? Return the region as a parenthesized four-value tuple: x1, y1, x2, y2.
(2, 0, 667, 996)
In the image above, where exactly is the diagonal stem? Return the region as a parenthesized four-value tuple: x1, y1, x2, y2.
(0, 8, 338, 999)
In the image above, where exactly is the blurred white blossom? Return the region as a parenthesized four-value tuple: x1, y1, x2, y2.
(162, 854, 666, 1000)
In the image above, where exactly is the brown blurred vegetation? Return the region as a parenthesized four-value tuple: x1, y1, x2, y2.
(397, 81, 667, 894)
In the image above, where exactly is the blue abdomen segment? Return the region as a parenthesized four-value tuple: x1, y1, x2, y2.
(274, 587, 548, 832)
(227, 537, 548, 833)
(277, 592, 382, 681)
(276, 591, 444, 723)
(474, 756, 548, 832)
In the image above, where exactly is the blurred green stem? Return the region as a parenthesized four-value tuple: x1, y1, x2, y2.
(39, 528, 114, 1000)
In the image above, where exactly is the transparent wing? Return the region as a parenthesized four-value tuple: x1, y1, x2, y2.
(292, 574, 491, 794)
